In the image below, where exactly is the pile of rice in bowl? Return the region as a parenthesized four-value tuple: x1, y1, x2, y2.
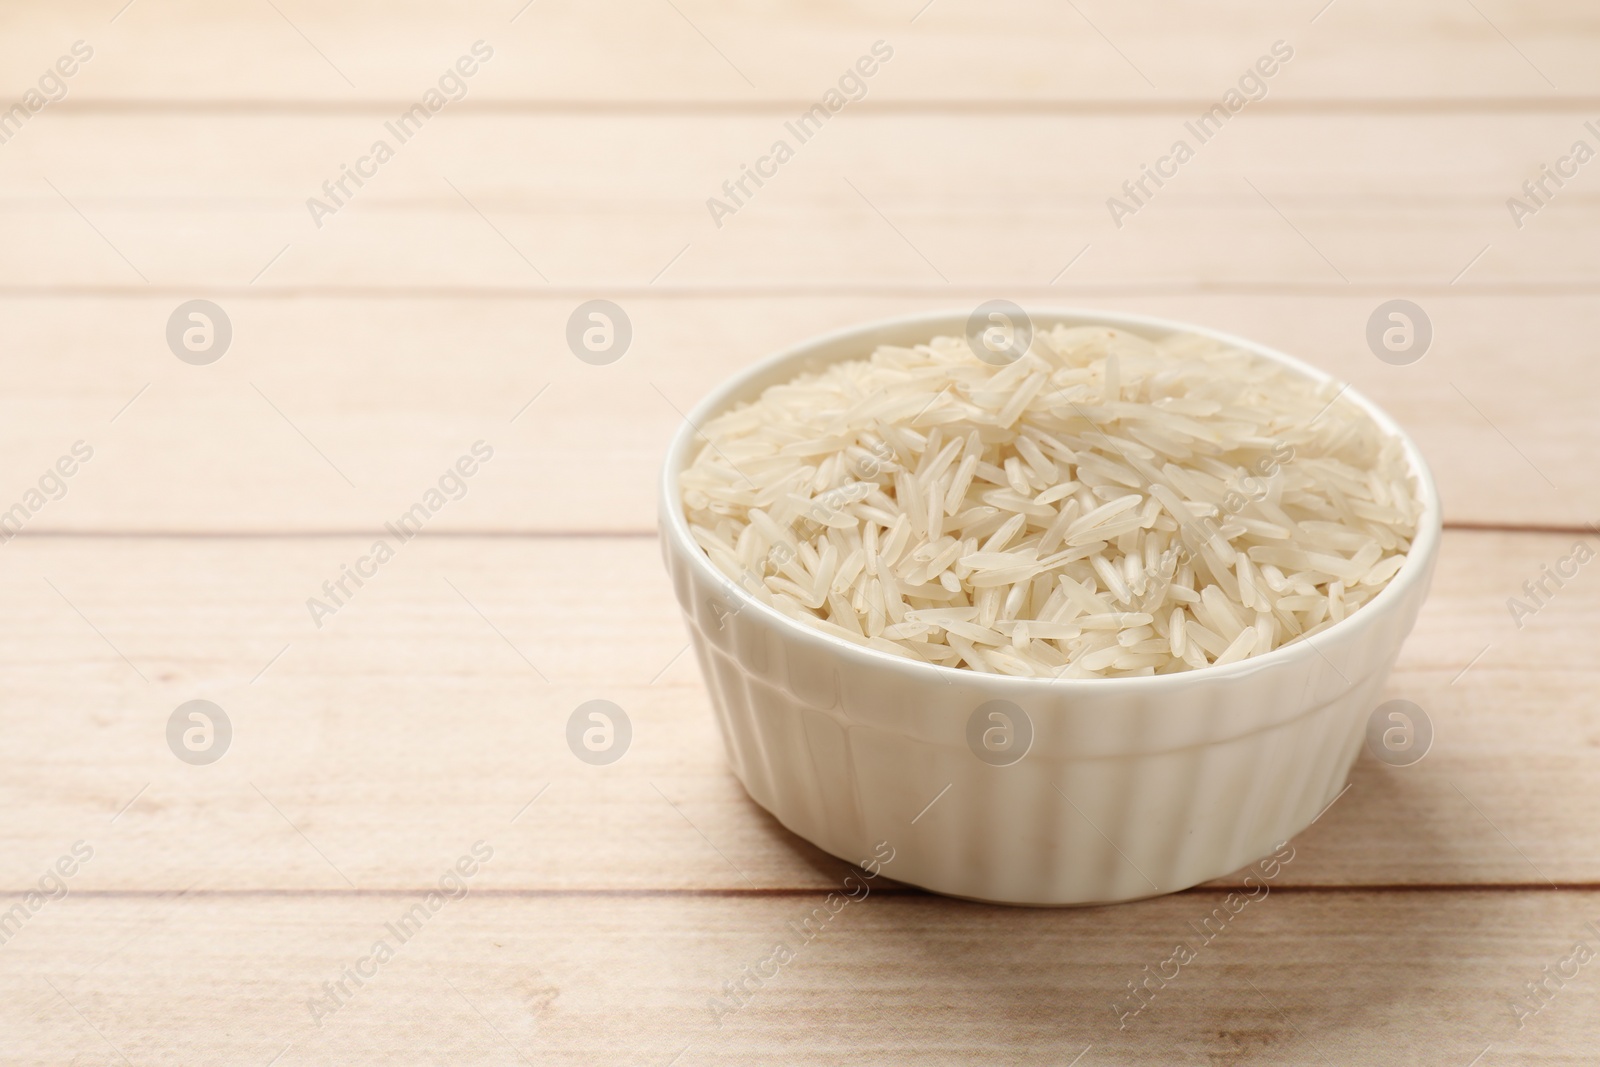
(679, 325, 1421, 678)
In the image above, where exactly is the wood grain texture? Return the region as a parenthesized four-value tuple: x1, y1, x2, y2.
(1, 0, 1594, 102)
(0, 890, 1594, 1066)
(0, 530, 1592, 893)
(0, 293, 1593, 533)
(4, 0, 1596, 1059)
(2, 114, 1596, 289)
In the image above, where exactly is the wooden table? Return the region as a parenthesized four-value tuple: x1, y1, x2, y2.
(2, 2, 1596, 1063)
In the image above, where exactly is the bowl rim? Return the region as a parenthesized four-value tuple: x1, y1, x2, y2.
(659, 307, 1443, 695)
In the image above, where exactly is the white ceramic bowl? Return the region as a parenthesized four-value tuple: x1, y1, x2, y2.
(659, 309, 1441, 906)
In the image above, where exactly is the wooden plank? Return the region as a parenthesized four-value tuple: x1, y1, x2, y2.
(0, 530, 1593, 892)
(2, 113, 1597, 288)
(0, 889, 1594, 1065)
(3, 0, 1586, 1053)
(0, 293, 1592, 532)
(2, 0, 1594, 102)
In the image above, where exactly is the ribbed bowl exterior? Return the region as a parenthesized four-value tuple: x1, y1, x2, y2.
(660, 309, 1442, 906)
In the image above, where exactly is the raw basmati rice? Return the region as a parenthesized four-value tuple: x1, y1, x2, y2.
(680, 324, 1421, 678)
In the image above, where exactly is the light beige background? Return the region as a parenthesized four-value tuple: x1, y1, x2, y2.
(0, 2, 1596, 1064)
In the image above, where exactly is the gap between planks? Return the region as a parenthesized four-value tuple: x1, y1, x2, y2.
(9, 883, 1598, 899)
(41, 97, 1600, 116)
(13, 283, 1600, 299)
